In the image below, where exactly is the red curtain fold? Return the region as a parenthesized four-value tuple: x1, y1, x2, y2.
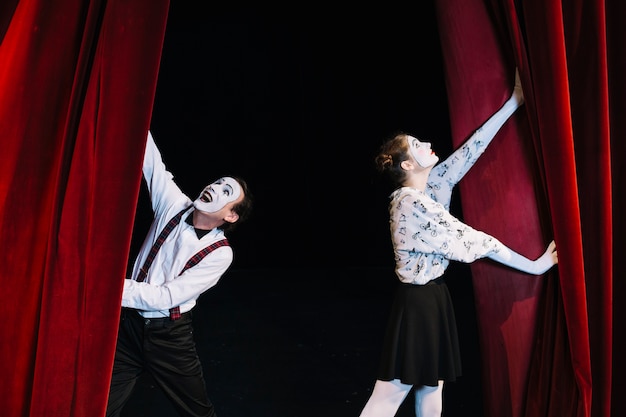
(436, 0, 616, 416)
(521, 2, 610, 417)
(0, 1, 621, 416)
(0, 1, 169, 416)
(607, 1, 626, 417)
(435, 2, 550, 416)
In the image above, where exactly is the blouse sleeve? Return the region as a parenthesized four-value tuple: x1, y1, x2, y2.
(429, 90, 523, 189)
(429, 128, 490, 191)
(394, 190, 507, 263)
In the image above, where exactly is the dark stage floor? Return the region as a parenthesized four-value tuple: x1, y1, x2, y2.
(121, 266, 485, 417)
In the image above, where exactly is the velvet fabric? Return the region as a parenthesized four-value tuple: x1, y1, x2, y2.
(0, 1, 622, 416)
(0, 1, 169, 416)
(435, 1, 620, 417)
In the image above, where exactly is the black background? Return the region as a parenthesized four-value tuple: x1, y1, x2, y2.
(144, 4, 454, 271)
(125, 3, 485, 416)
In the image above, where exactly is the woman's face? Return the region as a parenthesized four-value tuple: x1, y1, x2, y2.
(407, 135, 439, 168)
(193, 177, 242, 213)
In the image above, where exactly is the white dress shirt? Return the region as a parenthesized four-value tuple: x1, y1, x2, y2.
(121, 131, 233, 318)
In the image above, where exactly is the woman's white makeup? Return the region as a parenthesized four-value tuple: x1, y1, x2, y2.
(407, 135, 439, 168)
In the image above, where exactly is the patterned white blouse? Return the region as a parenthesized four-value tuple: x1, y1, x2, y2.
(389, 126, 508, 285)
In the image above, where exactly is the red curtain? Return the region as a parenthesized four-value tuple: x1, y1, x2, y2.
(0, 1, 169, 416)
(435, 1, 620, 417)
(1, 1, 622, 417)
(607, 1, 626, 415)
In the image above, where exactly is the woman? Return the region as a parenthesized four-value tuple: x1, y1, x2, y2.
(359, 71, 557, 417)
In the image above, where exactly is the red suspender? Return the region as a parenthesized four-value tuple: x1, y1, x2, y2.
(169, 238, 230, 320)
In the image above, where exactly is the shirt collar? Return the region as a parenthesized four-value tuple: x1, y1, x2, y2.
(184, 210, 212, 239)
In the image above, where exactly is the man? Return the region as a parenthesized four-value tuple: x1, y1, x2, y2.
(106, 131, 253, 417)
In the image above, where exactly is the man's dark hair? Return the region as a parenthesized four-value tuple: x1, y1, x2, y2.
(220, 176, 253, 233)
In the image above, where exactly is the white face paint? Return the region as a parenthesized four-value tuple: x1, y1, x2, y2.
(407, 135, 439, 168)
(193, 177, 242, 213)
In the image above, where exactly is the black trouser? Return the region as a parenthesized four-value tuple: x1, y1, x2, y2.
(106, 308, 217, 417)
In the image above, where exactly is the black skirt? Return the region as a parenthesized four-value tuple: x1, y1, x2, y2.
(376, 277, 462, 386)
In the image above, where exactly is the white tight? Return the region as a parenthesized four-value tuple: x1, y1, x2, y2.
(415, 381, 444, 417)
(359, 379, 444, 417)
